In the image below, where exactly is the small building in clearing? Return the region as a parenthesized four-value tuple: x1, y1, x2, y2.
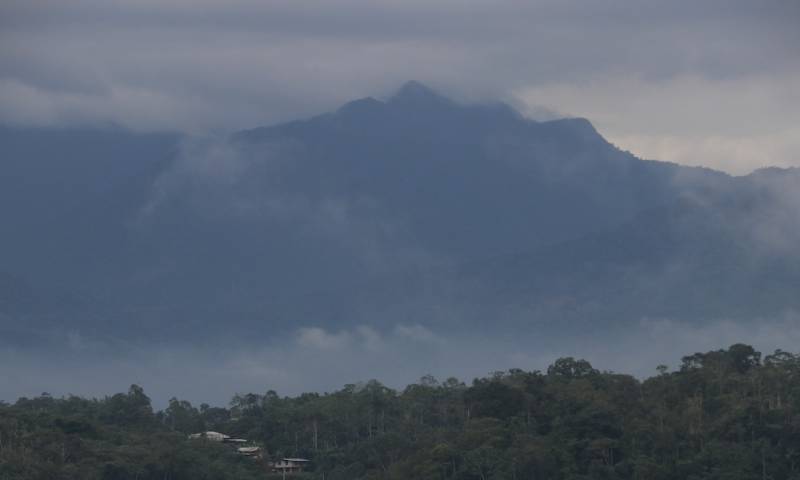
(188, 431, 230, 442)
(188, 431, 260, 459)
(271, 458, 310, 474)
(237, 446, 261, 458)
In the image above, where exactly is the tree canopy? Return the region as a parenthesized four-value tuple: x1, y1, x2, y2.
(2, 344, 799, 479)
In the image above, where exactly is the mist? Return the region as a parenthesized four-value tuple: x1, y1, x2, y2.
(2, 1, 799, 172)
(3, 88, 800, 408)
(3, 312, 800, 408)
(3, 4, 800, 479)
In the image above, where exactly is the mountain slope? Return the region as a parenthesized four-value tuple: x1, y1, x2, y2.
(458, 167, 800, 326)
(0, 126, 180, 285)
(232, 81, 726, 259)
(0, 83, 793, 344)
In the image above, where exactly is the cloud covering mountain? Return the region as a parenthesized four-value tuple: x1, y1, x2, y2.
(1, 83, 799, 404)
(1, 0, 798, 172)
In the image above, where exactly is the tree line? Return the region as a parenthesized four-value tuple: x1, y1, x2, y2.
(2, 344, 799, 479)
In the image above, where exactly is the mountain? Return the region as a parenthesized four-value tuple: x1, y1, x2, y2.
(233, 81, 726, 259)
(0, 82, 796, 346)
(0, 126, 179, 284)
(458, 171, 800, 328)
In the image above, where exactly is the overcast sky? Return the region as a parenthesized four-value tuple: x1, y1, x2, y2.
(1, 0, 798, 174)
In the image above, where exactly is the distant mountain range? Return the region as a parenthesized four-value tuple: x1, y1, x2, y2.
(2, 82, 798, 345)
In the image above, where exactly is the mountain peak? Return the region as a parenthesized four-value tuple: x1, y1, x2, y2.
(389, 81, 452, 105)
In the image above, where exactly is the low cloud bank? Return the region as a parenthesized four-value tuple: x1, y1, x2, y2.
(2, 1, 798, 171)
(3, 313, 799, 408)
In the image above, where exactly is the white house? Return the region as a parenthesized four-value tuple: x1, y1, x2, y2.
(237, 446, 261, 458)
(188, 431, 230, 442)
(271, 458, 310, 474)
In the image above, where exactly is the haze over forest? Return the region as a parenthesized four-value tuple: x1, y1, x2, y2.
(1, 1, 799, 408)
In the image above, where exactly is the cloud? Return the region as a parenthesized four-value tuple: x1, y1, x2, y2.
(0, 78, 204, 131)
(612, 129, 800, 175)
(296, 327, 352, 350)
(137, 134, 446, 283)
(1, 1, 798, 171)
(2, 0, 800, 408)
(393, 324, 441, 344)
(296, 325, 436, 353)
(5, 314, 800, 408)
(742, 169, 800, 256)
(515, 73, 800, 174)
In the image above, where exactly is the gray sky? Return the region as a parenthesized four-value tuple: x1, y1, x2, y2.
(1, 0, 798, 173)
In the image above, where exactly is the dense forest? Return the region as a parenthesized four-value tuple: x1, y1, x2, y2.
(2, 344, 799, 480)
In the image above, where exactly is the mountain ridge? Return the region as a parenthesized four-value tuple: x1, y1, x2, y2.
(0, 82, 797, 345)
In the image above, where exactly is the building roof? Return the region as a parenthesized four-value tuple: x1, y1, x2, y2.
(188, 431, 231, 441)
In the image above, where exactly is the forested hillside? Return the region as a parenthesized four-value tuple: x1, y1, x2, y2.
(3, 344, 799, 479)
(0, 83, 743, 345)
(3, 86, 800, 381)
